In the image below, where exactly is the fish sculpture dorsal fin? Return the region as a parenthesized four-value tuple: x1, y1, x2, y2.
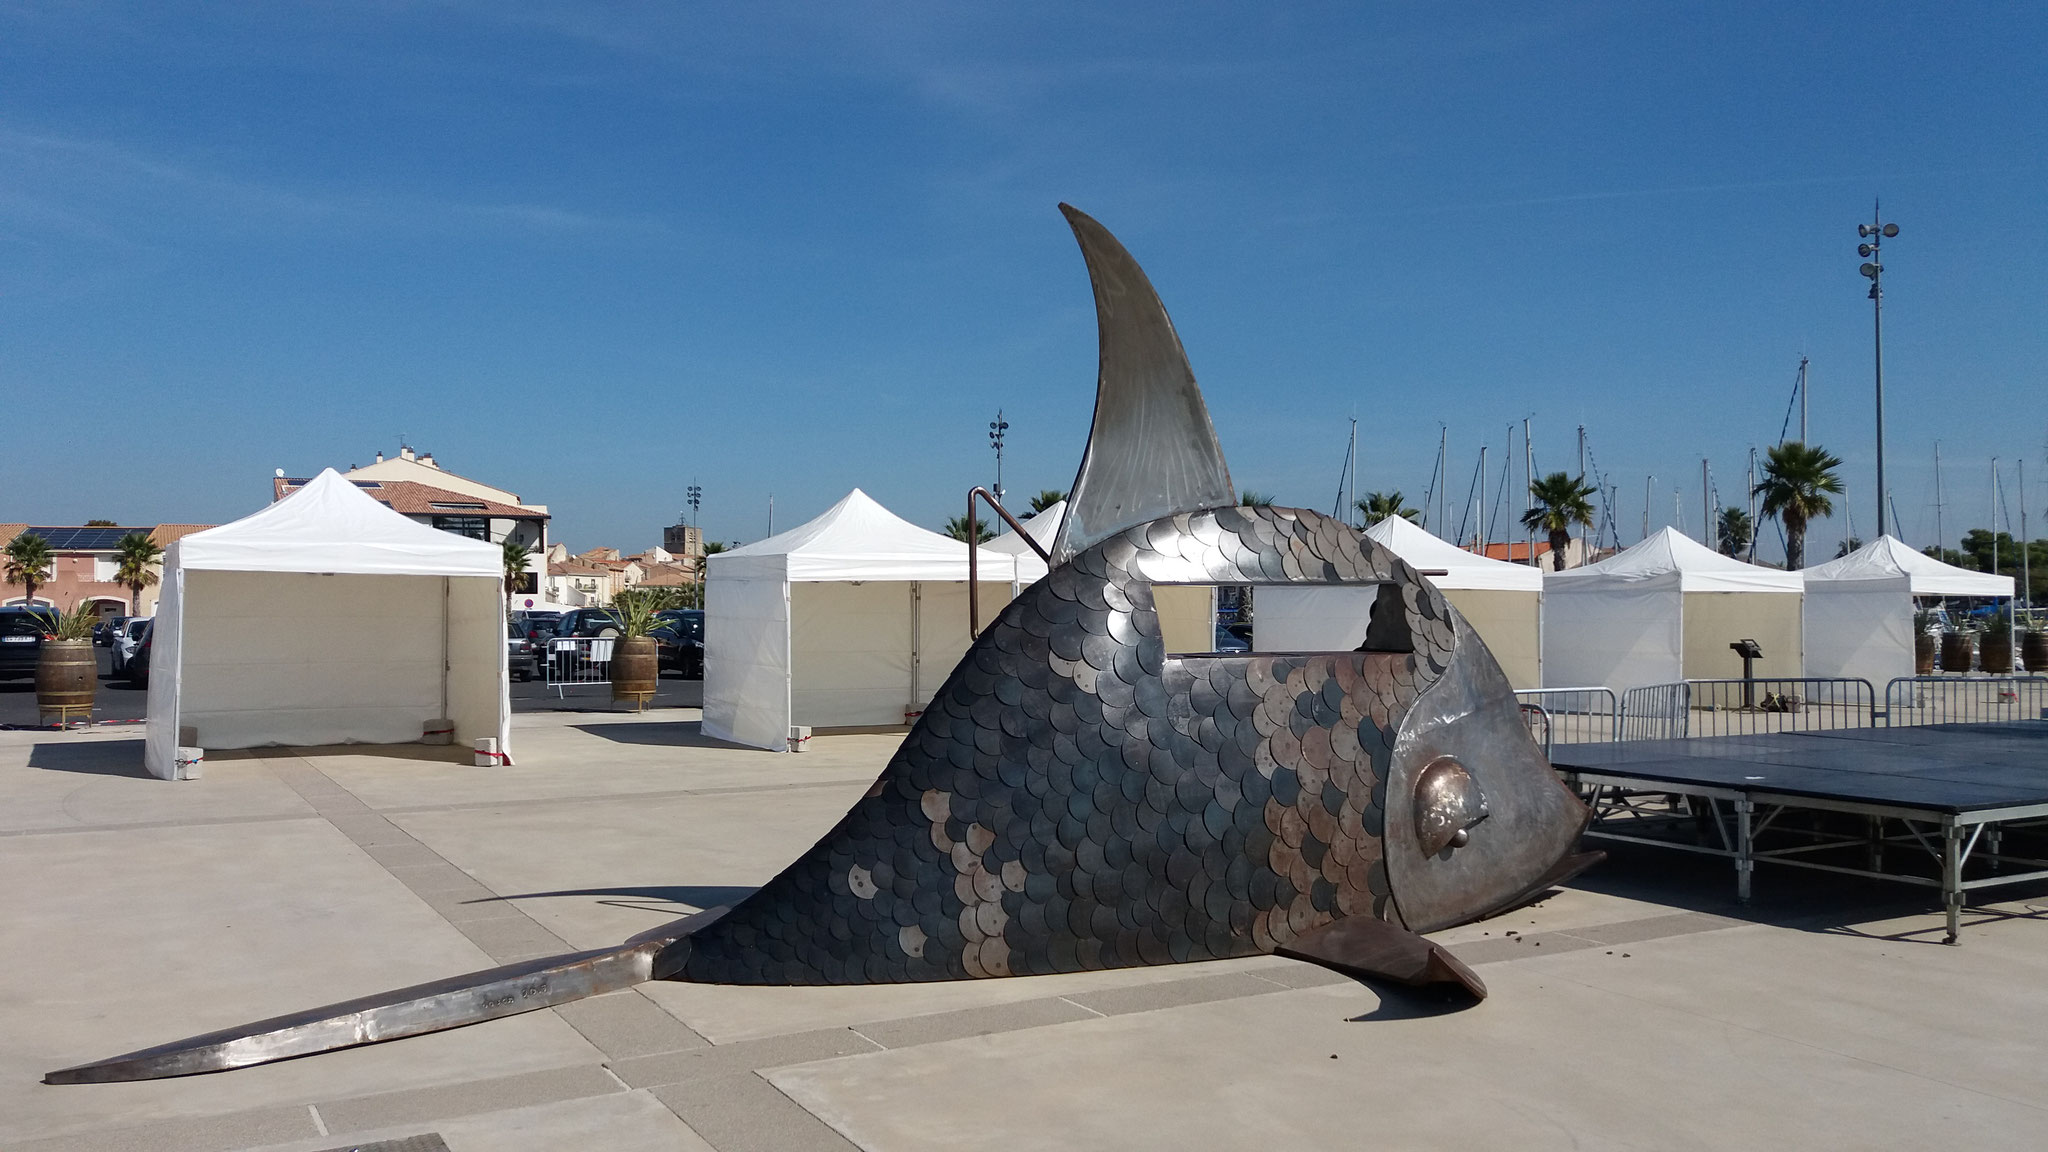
(1051, 204, 1234, 565)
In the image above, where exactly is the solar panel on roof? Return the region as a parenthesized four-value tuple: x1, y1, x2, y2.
(24, 527, 139, 550)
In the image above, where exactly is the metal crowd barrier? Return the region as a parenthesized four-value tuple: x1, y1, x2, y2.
(1674, 677, 1880, 737)
(1619, 682, 1691, 740)
(1514, 687, 1620, 755)
(1883, 675, 2048, 727)
(545, 637, 614, 699)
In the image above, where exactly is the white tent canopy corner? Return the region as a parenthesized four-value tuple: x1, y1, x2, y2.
(985, 499, 1065, 585)
(703, 489, 1022, 752)
(144, 469, 511, 780)
(1542, 527, 1804, 693)
(1801, 534, 2015, 688)
(1363, 515, 1545, 689)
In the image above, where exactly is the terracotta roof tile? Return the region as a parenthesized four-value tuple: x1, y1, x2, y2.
(276, 478, 545, 520)
(149, 524, 214, 546)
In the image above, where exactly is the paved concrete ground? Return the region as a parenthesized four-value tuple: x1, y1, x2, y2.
(4, 714, 2046, 1151)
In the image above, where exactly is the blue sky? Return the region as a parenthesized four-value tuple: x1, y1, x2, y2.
(4, 3, 2043, 562)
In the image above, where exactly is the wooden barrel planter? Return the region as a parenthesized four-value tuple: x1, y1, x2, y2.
(1914, 632, 1937, 675)
(1980, 632, 2014, 675)
(611, 636, 659, 709)
(36, 638, 97, 722)
(2024, 631, 2048, 673)
(1939, 632, 1973, 674)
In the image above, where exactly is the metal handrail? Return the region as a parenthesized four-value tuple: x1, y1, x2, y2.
(1514, 687, 1621, 753)
(965, 486, 1050, 638)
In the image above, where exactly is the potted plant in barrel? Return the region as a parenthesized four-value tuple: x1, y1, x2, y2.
(1939, 621, 1973, 674)
(1979, 611, 2014, 675)
(605, 588, 683, 709)
(1912, 609, 1937, 675)
(35, 601, 101, 725)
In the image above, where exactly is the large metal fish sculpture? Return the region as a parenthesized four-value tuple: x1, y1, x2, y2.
(47, 205, 1596, 1084)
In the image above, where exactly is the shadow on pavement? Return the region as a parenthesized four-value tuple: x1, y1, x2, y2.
(572, 720, 753, 750)
(27, 739, 150, 778)
(1346, 983, 1479, 1023)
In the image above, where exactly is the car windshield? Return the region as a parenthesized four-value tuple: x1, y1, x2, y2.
(125, 620, 150, 639)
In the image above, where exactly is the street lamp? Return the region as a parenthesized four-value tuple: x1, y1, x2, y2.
(1858, 203, 1900, 537)
(988, 410, 1009, 506)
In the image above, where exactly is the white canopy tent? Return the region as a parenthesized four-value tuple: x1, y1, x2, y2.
(1802, 535, 2013, 687)
(703, 489, 1022, 752)
(144, 470, 511, 780)
(1364, 515, 1546, 689)
(985, 499, 1065, 586)
(1543, 527, 1804, 693)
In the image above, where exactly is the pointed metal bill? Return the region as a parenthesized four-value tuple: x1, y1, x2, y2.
(1049, 204, 1234, 565)
(43, 908, 725, 1084)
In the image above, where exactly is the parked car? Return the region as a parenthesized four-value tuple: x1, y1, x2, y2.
(124, 619, 154, 685)
(1213, 623, 1250, 653)
(506, 619, 541, 682)
(94, 615, 132, 646)
(652, 609, 704, 677)
(0, 607, 57, 680)
(510, 610, 563, 646)
(110, 617, 151, 676)
(553, 608, 623, 639)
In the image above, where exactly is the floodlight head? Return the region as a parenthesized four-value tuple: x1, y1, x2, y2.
(1858, 223, 1872, 237)
(1858, 243, 1874, 257)
(1882, 223, 1899, 238)
(1859, 262, 1878, 278)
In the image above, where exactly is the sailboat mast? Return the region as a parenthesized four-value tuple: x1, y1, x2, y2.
(1702, 458, 1711, 545)
(1643, 475, 1652, 542)
(1477, 445, 1488, 552)
(1934, 441, 1944, 555)
(1798, 356, 1809, 444)
(1524, 418, 1535, 565)
(1747, 447, 1759, 562)
(1347, 418, 1357, 527)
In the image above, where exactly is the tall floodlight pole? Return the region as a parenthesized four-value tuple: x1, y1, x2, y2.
(988, 410, 1010, 507)
(686, 485, 701, 529)
(1858, 203, 1900, 537)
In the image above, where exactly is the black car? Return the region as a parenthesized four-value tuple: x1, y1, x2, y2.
(0, 607, 56, 679)
(94, 615, 132, 646)
(651, 609, 704, 677)
(124, 619, 155, 685)
(510, 610, 563, 646)
(505, 619, 541, 681)
(553, 608, 623, 639)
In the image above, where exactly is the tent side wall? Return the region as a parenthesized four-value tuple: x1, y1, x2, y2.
(1542, 577, 1682, 693)
(788, 581, 1014, 731)
(790, 581, 916, 729)
(445, 576, 511, 758)
(1440, 588, 1541, 690)
(175, 571, 450, 749)
(703, 568, 792, 750)
(1803, 578, 1912, 689)
(1680, 591, 1804, 680)
(143, 562, 188, 780)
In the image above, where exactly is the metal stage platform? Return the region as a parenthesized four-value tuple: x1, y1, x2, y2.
(1550, 723, 2048, 943)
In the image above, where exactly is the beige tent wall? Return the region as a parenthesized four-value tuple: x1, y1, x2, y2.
(1442, 588, 1541, 690)
(179, 571, 445, 748)
(791, 581, 915, 728)
(790, 581, 1015, 730)
(444, 576, 506, 748)
(1152, 584, 1216, 653)
(1681, 591, 1803, 680)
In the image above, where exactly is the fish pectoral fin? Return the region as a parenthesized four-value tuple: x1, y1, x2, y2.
(1274, 917, 1486, 1001)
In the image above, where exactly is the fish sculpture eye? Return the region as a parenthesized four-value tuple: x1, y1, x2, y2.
(1414, 756, 1489, 858)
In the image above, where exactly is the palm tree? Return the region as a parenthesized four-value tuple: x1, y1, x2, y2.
(5, 532, 54, 607)
(1519, 472, 1598, 571)
(1753, 440, 1844, 570)
(500, 537, 531, 606)
(1239, 491, 1275, 507)
(1355, 491, 1419, 526)
(702, 541, 729, 555)
(943, 514, 984, 544)
(1027, 489, 1065, 516)
(1834, 536, 1864, 559)
(114, 532, 162, 615)
(1714, 507, 1753, 558)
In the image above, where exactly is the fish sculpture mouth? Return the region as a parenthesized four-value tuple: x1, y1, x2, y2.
(44, 204, 1595, 1085)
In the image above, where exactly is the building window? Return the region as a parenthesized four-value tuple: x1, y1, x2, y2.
(432, 515, 489, 540)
